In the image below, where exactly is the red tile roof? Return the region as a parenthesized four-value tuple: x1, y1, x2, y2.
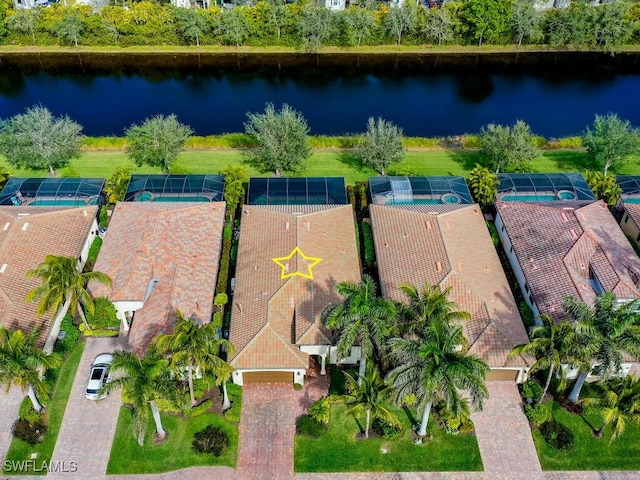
(0, 206, 97, 347)
(229, 205, 361, 370)
(370, 204, 530, 368)
(91, 202, 226, 355)
(497, 200, 640, 321)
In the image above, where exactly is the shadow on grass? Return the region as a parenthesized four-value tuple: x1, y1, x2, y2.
(541, 150, 591, 172)
(402, 405, 418, 426)
(447, 149, 483, 172)
(337, 150, 366, 173)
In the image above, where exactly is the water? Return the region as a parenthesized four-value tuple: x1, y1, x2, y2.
(1, 59, 639, 137)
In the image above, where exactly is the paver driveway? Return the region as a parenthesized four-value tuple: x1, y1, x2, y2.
(48, 336, 125, 478)
(0, 388, 24, 463)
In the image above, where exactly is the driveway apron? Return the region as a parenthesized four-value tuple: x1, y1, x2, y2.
(471, 381, 542, 479)
(0, 388, 24, 463)
(48, 336, 125, 478)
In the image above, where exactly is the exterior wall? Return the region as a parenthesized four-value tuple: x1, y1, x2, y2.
(495, 212, 542, 323)
(325, 0, 346, 10)
(113, 300, 145, 331)
(619, 208, 640, 248)
(232, 368, 306, 386)
(329, 345, 361, 365)
(563, 362, 634, 381)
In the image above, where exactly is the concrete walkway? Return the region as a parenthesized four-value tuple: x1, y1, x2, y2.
(0, 388, 25, 464)
(471, 381, 542, 478)
(48, 337, 125, 479)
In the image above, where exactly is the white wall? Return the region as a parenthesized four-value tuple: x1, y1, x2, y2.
(113, 300, 145, 331)
(329, 345, 361, 365)
(325, 0, 346, 10)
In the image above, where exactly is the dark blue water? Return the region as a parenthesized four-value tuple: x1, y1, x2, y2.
(0, 69, 638, 137)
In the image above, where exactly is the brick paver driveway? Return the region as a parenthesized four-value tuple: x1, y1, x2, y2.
(48, 336, 125, 478)
(0, 388, 24, 463)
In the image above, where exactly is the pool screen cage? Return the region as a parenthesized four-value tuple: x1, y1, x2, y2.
(124, 175, 225, 202)
(497, 173, 596, 201)
(0, 177, 106, 206)
(616, 176, 640, 196)
(247, 177, 348, 205)
(368, 176, 473, 205)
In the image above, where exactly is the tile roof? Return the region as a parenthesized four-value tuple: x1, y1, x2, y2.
(622, 202, 640, 232)
(497, 200, 640, 321)
(229, 205, 360, 370)
(0, 206, 97, 347)
(90, 202, 226, 355)
(370, 203, 530, 368)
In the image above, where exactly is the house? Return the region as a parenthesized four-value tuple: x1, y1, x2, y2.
(0, 206, 99, 352)
(90, 202, 226, 355)
(614, 176, 640, 249)
(325, 0, 346, 10)
(229, 177, 360, 385)
(369, 178, 531, 382)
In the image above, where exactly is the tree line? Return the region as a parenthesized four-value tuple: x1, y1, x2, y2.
(0, 0, 638, 52)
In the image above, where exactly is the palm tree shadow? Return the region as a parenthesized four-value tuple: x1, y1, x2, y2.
(402, 405, 417, 426)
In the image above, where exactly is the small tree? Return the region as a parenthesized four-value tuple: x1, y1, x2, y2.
(343, 7, 376, 47)
(105, 166, 132, 205)
(0, 105, 83, 175)
(511, 0, 543, 46)
(219, 8, 250, 47)
(582, 114, 640, 176)
(384, 5, 415, 46)
(356, 117, 406, 176)
(422, 8, 454, 46)
(583, 170, 622, 206)
(126, 114, 193, 173)
(467, 165, 499, 208)
(7, 9, 38, 45)
(54, 9, 85, 47)
(221, 164, 247, 216)
(175, 8, 209, 47)
(297, 5, 333, 53)
(244, 103, 311, 176)
(479, 120, 539, 174)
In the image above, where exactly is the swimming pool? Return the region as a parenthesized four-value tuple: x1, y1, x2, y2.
(624, 198, 640, 204)
(135, 192, 212, 202)
(388, 193, 462, 205)
(30, 199, 89, 206)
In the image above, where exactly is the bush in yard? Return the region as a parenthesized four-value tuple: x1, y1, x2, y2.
(296, 414, 327, 438)
(18, 398, 42, 424)
(521, 380, 543, 403)
(13, 417, 47, 445)
(372, 416, 401, 439)
(85, 297, 119, 329)
(360, 222, 375, 267)
(192, 425, 229, 456)
(525, 402, 551, 428)
(540, 420, 574, 451)
(223, 382, 242, 424)
(309, 396, 331, 426)
(99, 205, 108, 227)
(54, 315, 80, 356)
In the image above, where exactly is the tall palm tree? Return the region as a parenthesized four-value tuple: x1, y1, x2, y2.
(343, 364, 400, 440)
(396, 282, 471, 336)
(509, 315, 578, 401)
(582, 375, 640, 444)
(26, 255, 112, 330)
(563, 293, 640, 403)
(387, 317, 490, 437)
(321, 275, 396, 382)
(103, 350, 182, 446)
(154, 310, 235, 408)
(0, 327, 61, 412)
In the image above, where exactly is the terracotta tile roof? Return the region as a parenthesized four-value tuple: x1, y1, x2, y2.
(623, 202, 640, 232)
(497, 200, 640, 322)
(370, 204, 530, 368)
(0, 206, 97, 347)
(229, 205, 360, 370)
(90, 202, 226, 355)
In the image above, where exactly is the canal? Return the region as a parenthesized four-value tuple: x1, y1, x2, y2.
(0, 52, 639, 137)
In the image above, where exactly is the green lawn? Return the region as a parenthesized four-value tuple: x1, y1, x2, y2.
(4, 341, 85, 475)
(106, 408, 238, 474)
(295, 403, 483, 472)
(1, 148, 620, 186)
(532, 401, 640, 470)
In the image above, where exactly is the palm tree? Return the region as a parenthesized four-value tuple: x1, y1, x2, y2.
(0, 327, 61, 412)
(321, 275, 396, 382)
(26, 255, 112, 330)
(396, 282, 471, 336)
(509, 315, 578, 401)
(582, 375, 640, 443)
(563, 293, 640, 403)
(387, 316, 490, 437)
(343, 364, 400, 439)
(154, 310, 235, 408)
(103, 349, 181, 446)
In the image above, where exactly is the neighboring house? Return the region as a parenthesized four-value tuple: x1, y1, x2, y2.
(90, 202, 226, 355)
(229, 201, 361, 386)
(325, 0, 346, 10)
(615, 176, 640, 249)
(0, 206, 98, 352)
(370, 199, 532, 383)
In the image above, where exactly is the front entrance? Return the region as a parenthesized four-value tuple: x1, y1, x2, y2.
(243, 371, 294, 384)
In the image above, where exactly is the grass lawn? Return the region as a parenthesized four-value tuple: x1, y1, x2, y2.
(532, 400, 640, 470)
(295, 403, 483, 472)
(106, 408, 237, 474)
(4, 341, 85, 475)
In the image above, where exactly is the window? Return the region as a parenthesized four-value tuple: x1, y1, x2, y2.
(588, 265, 604, 295)
(524, 283, 529, 293)
(624, 213, 629, 223)
(332, 0, 339, 5)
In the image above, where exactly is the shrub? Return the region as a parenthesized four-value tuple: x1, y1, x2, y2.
(372, 417, 401, 439)
(87, 237, 103, 263)
(518, 301, 535, 328)
(54, 315, 80, 356)
(346, 185, 356, 211)
(13, 418, 47, 445)
(296, 414, 327, 438)
(18, 398, 42, 424)
(223, 382, 242, 424)
(214, 293, 228, 308)
(525, 402, 550, 427)
(183, 399, 213, 417)
(216, 235, 232, 295)
(86, 297, 119, 329)
(223, 224, 233, 241)
(522, 381, 543, 402)
(356, 182, 368, 216)
(486, 221, 499, 246)
(540, 420, 574, 451)
(99, 205, 108, 227)
(360, 222, 375, 268)
(79, 323, 119, 337)
(294, 382, 303, 390)
(192, 425, 229, 456)
(309, 396, 331, 426)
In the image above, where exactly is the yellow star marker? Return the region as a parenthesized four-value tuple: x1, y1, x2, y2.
(272, 247, 323, 280)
